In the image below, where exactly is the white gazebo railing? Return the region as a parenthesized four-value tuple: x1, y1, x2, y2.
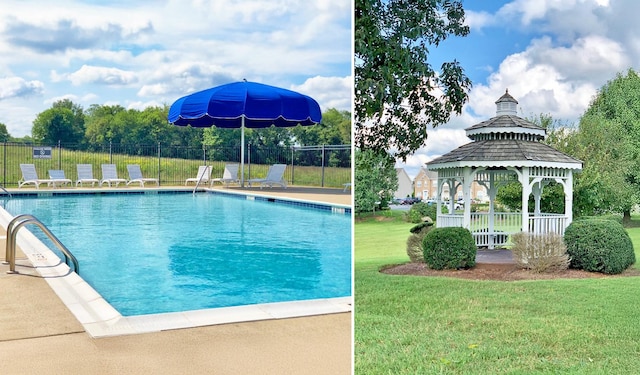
(436, 212, 568, 248)
(438, 214, 464, 228)
(528, 214, 568, 235)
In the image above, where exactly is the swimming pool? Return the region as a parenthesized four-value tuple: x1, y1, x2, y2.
(2, 192, 351, 317)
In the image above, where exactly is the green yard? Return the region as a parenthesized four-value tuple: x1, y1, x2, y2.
(355, 212, 640, 374)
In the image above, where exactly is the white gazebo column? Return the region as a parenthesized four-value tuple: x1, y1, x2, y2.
(520, 167, 531, 233)
(436, 178, 445, 226)
(565, 170, 574, 226)
(462, 167, 473, 229)
(555, 171, 574, 231)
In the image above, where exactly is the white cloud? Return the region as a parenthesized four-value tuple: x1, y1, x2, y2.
(0, 76, 44, 100)
(464, 32, 628, 124)
(58, 65, 138, 86)
(293, 75, 352, 112)
(0, 0, 350, 137)
(398, 1, 636, 167)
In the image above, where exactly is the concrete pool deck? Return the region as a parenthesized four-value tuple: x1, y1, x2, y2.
(0, 185, 352, 374)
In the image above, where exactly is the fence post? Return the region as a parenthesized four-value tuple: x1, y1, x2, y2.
(247, 143, 251, 181)
(321, 144, 325, 187)
(3, 140, 6, 187)
(291, 146, 295, 186)
(57, 140, 62, 169)
(109, 141, 113, 163)
(157, 142, 161, 185)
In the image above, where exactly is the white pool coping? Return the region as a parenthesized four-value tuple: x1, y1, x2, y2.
(0, 195, 352, 338)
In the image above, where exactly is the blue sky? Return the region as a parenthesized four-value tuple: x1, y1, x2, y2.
(398, 0, 637, 178)
(0, 0, 352, 138)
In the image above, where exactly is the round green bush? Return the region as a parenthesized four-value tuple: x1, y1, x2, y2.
(422, 227, 477, 270)
(575, 214, 623, 224)
(564, 219, 636, 274)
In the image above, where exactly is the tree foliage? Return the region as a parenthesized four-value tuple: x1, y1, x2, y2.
(516, 70, 640, 220)
(30, 100, 350, 164)
(32, 99, 85, 144)
(354, 0, 472, 159)
(573, 69, 640, 220)
(0, 123, 11, 141)
(291, 108, 351, 146)
(354, 149, 397, 213)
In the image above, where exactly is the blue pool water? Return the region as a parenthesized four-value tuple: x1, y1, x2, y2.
(3, 193, 351, 316)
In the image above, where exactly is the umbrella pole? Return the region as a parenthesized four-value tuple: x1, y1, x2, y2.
(241, 117, 245, 187)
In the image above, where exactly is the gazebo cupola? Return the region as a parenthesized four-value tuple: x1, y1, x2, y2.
(427, 90, 583, 248)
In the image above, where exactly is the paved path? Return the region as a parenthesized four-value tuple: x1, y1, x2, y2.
(476, 249, 515, 264)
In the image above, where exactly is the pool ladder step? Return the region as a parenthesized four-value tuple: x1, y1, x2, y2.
(3, 214, 79, 275)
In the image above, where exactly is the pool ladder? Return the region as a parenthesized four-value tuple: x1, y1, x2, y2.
(3, 214, 79, 275)
(0, 185, 10, 198)
(192, 165, 211, 194)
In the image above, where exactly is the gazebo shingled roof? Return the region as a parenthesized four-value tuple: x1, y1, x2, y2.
(428, 89, 581, 169)
(428, 139, 581, 166)
(465, 115, 546, 133)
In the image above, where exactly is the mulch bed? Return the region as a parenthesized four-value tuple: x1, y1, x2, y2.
(381, 262, 640, 281)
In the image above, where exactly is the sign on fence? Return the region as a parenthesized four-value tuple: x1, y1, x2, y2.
(33, 146, 52, 159)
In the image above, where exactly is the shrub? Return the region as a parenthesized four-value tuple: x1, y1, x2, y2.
(564, 219, 636, 274)
(575, 214, 623, 224)
(511, 232, 570, 273)
(405, 202, 437, 223)
(422, 227, 476, 270)
(406, 222, 434, 263)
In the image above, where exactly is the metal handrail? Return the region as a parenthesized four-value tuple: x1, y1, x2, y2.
(192, 165, 211, 194)
(0, 185, 10, 198)
(4, 214, 79, 274)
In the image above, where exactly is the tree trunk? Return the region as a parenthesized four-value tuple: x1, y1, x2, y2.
(623, 210, 631, 225)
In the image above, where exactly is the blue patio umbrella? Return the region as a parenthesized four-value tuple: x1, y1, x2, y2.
(168, 80, 322, 186)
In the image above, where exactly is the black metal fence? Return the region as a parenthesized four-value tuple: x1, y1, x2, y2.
(1, 142, 351, 188)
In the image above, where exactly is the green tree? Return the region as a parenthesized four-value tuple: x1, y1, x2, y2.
(0, 122, 11, 141)
(292, 108, 351, 146)
(355, 149, 397, 213)
(354, 0, 471, 159)
(574, 69, 640, 221)
(84, 104, 127, 145)
(32, 99, 85, 144)
(138, 106, 176, 145)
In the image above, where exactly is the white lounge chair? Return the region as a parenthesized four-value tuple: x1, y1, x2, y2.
(211, 164, 240, 187)
(185, 165, 212, 186)
(126, 164, 159, 187)
(99, 164, 128, 187)
(18, 164, 53, 189)
(247, 164, 287, 189)
(48, 169, 72, 187)
(76, 164, 99, 187)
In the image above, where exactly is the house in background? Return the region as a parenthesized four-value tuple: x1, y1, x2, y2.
(413, 168, 439, 200)
(414, 167, 488, 202)
(394, 168, 414, 198)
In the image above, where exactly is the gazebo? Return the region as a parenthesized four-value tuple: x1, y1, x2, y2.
(426, 90, 583, 249)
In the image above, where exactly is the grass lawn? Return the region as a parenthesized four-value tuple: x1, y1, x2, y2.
(355, 211, 640, 374)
